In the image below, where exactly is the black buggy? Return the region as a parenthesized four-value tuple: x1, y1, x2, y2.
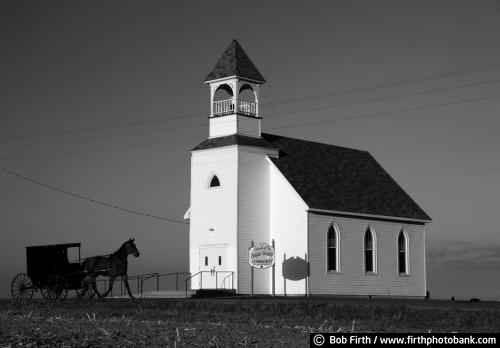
(11, 243, 95, 301)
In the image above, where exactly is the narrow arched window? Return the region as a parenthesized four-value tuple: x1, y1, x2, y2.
(209, 175, 220, 188)
(364, 228, 376, 273)
(327, 224, 339, 271)
(398, 230, 408, 274)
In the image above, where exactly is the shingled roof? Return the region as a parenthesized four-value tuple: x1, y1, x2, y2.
(205, 40, 266, 83)
(192, 133, 431, 221)
(191, 134, 276, 151)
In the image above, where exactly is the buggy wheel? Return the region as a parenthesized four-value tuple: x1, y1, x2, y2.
(44, 276, 68, 300)
(11, 273, 34, 301)
(40, 286, 51, 299)
(76, 275, 95, 300)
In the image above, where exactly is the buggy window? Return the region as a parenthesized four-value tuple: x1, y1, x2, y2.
(67, 247, 80, 263)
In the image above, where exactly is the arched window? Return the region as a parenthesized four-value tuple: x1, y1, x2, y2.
(364, 227, 376, 273)
(398, 230, 409, 274)
(327, 223, 340, 271)
(208, 175, 220, 188)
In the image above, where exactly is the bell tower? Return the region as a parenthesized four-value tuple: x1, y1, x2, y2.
(204, 40, 266, 138)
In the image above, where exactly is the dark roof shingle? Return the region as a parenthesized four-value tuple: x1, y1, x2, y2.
(191, 132, 431, 221)
(205, 40, 266, 83)
(262, 133, 431, 221)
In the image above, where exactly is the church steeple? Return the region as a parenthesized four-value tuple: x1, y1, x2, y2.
(205, 40, 266, 83)
(205, 40, 265, 138)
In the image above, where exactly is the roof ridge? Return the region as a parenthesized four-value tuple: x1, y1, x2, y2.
(261, 132, 368, 153)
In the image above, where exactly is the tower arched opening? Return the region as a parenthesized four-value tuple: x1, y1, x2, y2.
(238, 84, 257, 116)
(213, 84, 233, 101)
(213, 84, 234, 116)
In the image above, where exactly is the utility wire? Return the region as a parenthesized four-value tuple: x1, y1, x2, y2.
(266, 93, 500, 131)
(0, 111, 204, 143)
(2, 94, 499, 222)
(264, 62, 500, 106)
(265, 78, 500, 118)
(3, 92, 500, 160)
(5, 77, 500, 150)
(0, 164, 189, 225)
(1, 137, 202, 160)
(2, 62, 500, 143)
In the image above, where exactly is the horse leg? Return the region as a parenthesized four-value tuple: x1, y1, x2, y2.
(103, 276, 115, 298)
(123, 275, 135, 299)
(89, 274, 102, 299)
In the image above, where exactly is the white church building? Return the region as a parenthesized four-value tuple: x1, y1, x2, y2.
(185, 40, 431, 297)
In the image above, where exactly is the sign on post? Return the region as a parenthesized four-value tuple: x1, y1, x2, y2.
(249, 243, 275, 269)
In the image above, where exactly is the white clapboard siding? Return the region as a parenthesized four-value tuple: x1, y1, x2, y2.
(209, 114, 237, 138)
(308, 213, 426, 297)
(268, 160, 309, 295)
(189, 147, 239, 289)
(236, 115, 260, 137)
(237, 150, 271, 294)
(209, 114, 261, 138)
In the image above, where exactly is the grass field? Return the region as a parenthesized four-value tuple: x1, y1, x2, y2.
(1, 297, 499, 347)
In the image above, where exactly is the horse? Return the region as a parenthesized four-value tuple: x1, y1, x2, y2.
(82, 238, 140, 299)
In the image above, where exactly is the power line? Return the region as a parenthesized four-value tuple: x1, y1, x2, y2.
(1, 136, 202, 160)
(0, 110, 205, 143)
(4, 123, 208, 149)
(4, 91, 500, 160)
(264, 62, 500, 106)
(266, 93, 500, 131)
(4, 77, 500, 150)
(2, 62, 500, 143)
(0, 164, 189, 225)
(265, 78, 500, 119)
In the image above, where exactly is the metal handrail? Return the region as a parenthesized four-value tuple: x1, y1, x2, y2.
(96, 271, 191, 297)
(139, 273, 159, 296)
(184, 271, 201, 299)
(184, 271, 235, 298)
(221, 272, 234, 290)
(156, 272, 191, 292)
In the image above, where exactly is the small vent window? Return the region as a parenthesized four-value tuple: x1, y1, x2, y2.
(209, 175, 220, 188)
(205, 256, 208, 266)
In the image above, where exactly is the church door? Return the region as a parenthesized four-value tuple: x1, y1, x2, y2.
(198, 245, 228, 289)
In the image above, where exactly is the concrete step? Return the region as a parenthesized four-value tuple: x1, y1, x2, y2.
(112, 290, 192, 299)
(192, 289, 237, 298)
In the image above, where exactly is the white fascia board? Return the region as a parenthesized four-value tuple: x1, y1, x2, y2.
(308, 208, 432, 224)
(265, 157, 309, 211)
(183, 207, 190, 220)
(205, 75, 263, 85)
(192, 144, 279, 157)
(190, 144, 238, 154)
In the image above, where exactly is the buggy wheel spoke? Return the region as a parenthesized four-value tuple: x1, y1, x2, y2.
(11, 273, 34, 301)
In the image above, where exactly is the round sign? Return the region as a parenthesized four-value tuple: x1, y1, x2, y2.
(249, 243, 275, 269)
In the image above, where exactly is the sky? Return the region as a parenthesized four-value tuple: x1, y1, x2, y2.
(1, 0, 500, 300)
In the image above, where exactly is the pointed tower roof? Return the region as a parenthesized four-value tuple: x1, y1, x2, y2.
(205, 40, 266, 83)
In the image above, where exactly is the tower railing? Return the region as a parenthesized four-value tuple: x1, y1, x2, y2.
(213, 98, 256, 117)
(237, 100, 256, 116)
